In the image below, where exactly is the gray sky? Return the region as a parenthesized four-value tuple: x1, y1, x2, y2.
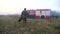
(0, 0, 60, 15)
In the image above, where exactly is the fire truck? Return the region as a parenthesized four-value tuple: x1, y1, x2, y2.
(27, 9, 51, 19)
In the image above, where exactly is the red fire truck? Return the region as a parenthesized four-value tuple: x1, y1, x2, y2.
(27, 9, 51, 19)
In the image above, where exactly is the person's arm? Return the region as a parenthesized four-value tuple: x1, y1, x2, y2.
(26, 11, 29, 17)
(21, 11, 24, 17)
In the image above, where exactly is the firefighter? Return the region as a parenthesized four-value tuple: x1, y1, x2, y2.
(18, 8, 29, 24)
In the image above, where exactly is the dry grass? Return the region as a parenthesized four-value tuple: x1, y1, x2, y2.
(0, 16, 60, 34)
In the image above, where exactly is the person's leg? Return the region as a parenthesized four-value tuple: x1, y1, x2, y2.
(23, 17, 27, 23)
(23, 17, 27, 26)
(25, 17, 27, 23)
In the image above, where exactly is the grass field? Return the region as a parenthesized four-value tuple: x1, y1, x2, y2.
(0, 15, 60, 34)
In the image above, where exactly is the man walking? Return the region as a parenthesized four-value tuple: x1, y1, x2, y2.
(18, 8, 29, 24)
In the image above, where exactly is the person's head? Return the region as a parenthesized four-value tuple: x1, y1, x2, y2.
(24, 8, 26, 11)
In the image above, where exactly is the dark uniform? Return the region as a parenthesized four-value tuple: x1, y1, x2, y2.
(18, 8, 29, 23)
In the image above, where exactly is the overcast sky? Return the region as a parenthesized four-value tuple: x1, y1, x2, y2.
(0, 0, 60, 15)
